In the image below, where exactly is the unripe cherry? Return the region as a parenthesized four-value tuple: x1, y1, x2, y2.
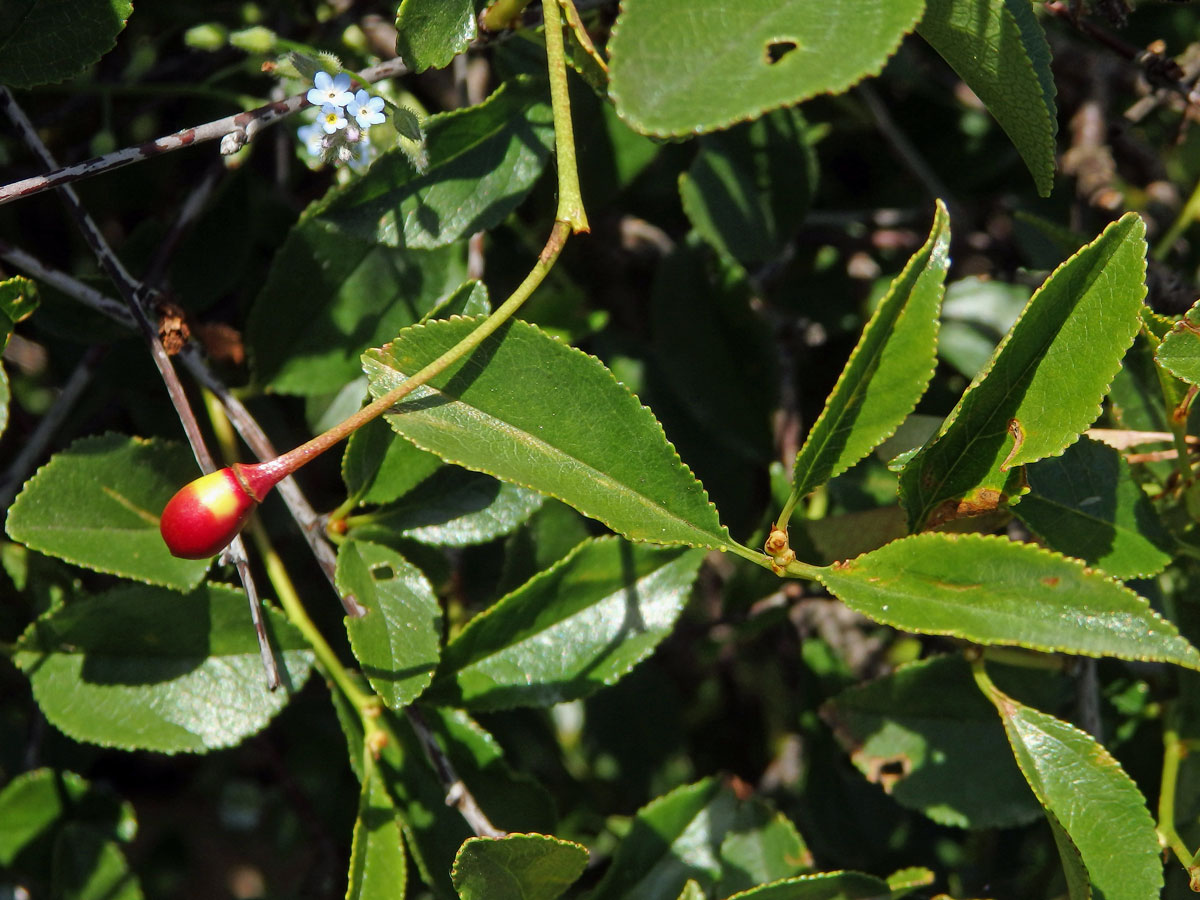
(159, 461, 286, 559)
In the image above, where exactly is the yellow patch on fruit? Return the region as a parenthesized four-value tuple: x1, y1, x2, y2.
(191, 470, 241, 518)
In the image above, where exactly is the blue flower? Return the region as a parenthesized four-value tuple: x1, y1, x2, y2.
(318, 102, 348, 134)
(347, 90, 386, 129)
(297, 121, 324, 157)
(307, 71, 353, 108)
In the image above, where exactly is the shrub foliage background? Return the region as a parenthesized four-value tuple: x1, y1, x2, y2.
(3, 1, 1200, 898)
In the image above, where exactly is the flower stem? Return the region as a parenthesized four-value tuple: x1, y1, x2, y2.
(266, 219, 571, 480)
(542, 0, 589, 233)
(1157, 708, 1200, 881)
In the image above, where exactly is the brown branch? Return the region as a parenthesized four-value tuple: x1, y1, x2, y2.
(0, 57, 409, 208)
(0, 88, 280, 686)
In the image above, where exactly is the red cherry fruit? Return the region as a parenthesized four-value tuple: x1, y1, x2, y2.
(159, 462, 284, 559)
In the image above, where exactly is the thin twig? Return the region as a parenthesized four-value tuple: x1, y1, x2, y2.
(406, 706, 504, 837)
(0, 345, 107, 510)
(0, 57, 409, 208)
(0, 86, 280, 687)
(0, 239, 357, 617)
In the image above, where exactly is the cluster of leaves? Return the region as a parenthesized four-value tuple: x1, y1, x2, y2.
(4, 1, 1200, 899)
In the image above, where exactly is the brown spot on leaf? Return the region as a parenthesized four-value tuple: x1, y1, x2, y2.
(926, 489, 1003, 528)
(1041, 576, 1060, 587)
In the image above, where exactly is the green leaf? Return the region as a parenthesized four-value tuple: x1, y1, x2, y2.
(978, 672, 1163, 900)
(0, 274, 39, 350)
(1155, 295, 1200, 386)
(0, 769, 135, 868)
(789, 201, 950, 503)
(395, 0, 484, 72)
(651, 237, 777, 464)
(587, 778, 808, 900)
(723, 872, 895, 900)
(13, 582, 315, 753)
(821, 655, 1043, 829)
(347, 756, 407, 900)
(817, 532, 1200, 667)
(314, 78, 555, 249)
(5, 434, 212, 591)
(362, 317, 732, 550)
(50, 823, 142, 900)
(676, 882, 705, 900)
(917, 0, 1057, 196)
(679, 109, 816, 265)
(899, 213, 1147, 530)
(342, 281, 485, 505)
(1014, 436, 1173, 579)
(451, 834, 588, 900)
(938, 276, 1029, 379)
(421, 280, 492, 323)
(349, 468, 544, 547)
(427, 537, 703, 710)
(343, 416, 443, 507)
(885, 868, 935, 898)
(247, 225, 467, 395)
(374, 711, 474, 897)
(716, 803, 812, 897)
(585, 778, 726, 900)
(607, 0, 924, 136)
(0, 0, 133, 88)
(337, 540, 441, 710)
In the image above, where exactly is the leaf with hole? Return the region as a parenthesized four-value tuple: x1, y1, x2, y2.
(362, 317, 732, 550)
(608, 0, 925, 136)
(337, 540, 441, 710)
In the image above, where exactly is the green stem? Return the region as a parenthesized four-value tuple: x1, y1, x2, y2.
(782, 556, 827, 580)
(264, 220, 572, 482)
(246, 514, 375, 713)
(1157, 711, 1199, 874)
(541, 0, 589, 233)
(1153, 174, 1200, 262)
